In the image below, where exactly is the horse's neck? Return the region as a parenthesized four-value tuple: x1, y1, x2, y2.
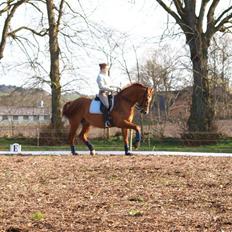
(118, 86, 142, 105)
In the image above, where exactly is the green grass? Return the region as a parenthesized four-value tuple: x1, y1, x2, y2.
(1, 136, 232, 153)
(128, 209, 143, 217)
(31, 211, 45, 221)
(142, 137, 232, 153)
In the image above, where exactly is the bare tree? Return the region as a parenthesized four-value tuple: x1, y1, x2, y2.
(139, 46, 189, 121)
(140, 48, 175, 91)
(0, 0, 85, 131)
(0, 0, 29, 59)
(117, 40, 133, 84)
(156, 0, 232, 133)
(208, 34, 232, 119)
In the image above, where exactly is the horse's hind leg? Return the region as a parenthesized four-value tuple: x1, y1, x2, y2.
(79, 121, 95, 155)
(68, 119, 80, 155)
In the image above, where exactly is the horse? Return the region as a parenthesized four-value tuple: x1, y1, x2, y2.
(62, 83, 154, 155)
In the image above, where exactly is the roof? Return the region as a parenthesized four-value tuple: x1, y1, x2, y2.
(0, 106, 50, 116)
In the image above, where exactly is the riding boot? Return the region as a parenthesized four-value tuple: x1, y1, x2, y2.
(103, 107, 111, 128)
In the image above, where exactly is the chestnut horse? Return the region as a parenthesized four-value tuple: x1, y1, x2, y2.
(62, 83, 154, 155)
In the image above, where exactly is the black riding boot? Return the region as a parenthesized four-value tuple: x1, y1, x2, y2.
(102, 107, 111, 128)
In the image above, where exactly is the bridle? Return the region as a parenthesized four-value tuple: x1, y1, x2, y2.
(117, 86, 152, 114)
(136, 87, 149, 114)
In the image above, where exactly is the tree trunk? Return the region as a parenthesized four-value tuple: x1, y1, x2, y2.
(46, 0, 63, 130)
(187, 36, 214, 132)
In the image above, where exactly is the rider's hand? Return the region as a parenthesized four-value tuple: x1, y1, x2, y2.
(110, 86, 121, 92)
(116, 87, 121, 92)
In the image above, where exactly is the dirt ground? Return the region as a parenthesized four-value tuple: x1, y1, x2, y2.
(0, 155, 231, 232)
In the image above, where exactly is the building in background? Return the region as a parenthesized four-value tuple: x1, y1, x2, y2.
(0, 105, 50, 125)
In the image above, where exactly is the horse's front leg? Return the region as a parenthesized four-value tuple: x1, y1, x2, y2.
(120, 120, 141, 149)
(121, 128, 132, 156)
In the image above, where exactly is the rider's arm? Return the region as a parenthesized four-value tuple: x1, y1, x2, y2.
(97, 75, 114, 92)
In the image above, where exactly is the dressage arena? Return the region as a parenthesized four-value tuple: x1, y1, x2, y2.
(0, 153, 231, 232)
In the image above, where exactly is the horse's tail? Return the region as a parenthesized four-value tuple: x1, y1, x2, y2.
(62, 101, 74, 119)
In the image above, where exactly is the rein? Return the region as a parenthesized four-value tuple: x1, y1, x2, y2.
(137, 87, 148, 110)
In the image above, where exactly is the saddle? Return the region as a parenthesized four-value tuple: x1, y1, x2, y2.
(89, 95, 114, 114)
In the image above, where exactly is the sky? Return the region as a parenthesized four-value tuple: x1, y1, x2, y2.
(89, 0, 166, 37)
(0, 0, 231, 95)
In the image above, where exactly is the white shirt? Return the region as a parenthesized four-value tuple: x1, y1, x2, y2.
(97, 73, 114, 92)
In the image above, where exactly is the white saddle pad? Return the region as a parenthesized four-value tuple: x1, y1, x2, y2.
(89, 97, 114, 114)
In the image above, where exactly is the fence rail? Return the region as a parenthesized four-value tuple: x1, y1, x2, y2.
(1, 124, 232, 153)
(1, 119, 232, 138)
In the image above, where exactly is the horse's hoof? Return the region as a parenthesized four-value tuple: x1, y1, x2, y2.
(125, 152, 133, 156)
(133, 141, 140, 149)
(90, 150, 96, 156)
(72, 152, 79, 156)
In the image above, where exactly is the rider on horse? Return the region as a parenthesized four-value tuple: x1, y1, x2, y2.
(97, 63, 117, 128)
(63, 82, 154, 156)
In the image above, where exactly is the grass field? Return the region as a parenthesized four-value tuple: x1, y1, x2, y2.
(1, 136, 232, 153)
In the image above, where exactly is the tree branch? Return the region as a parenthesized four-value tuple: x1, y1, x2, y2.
(0, 0, 28, 59)
(215, 13, 232, 32)
(27, 1, 44, 14)
(198, 0, 210, 28)
(173, 0, 184, 18)
(8, 26, 48, 37)
(207, 0, 220, 25)
(215, 6, 232, 26)
(0, 0, 15, 16)
(57, 0, 65, 28)
(156, 0, 183, 26)
(183, 0, 196, 28)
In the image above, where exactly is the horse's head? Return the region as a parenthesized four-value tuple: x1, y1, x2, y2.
(117, 83, 154, 114)
(137, 86, 154, 114)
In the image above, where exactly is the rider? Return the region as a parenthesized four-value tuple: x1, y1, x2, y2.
(97, 63, 117, 128)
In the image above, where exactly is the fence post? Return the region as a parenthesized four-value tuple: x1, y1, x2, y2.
(107, 128, 110, 139)
(129, 129, 133, 152)
(37, 128, 40, 146)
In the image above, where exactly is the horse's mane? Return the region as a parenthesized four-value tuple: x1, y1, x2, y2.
(118, 83, 146, 95)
